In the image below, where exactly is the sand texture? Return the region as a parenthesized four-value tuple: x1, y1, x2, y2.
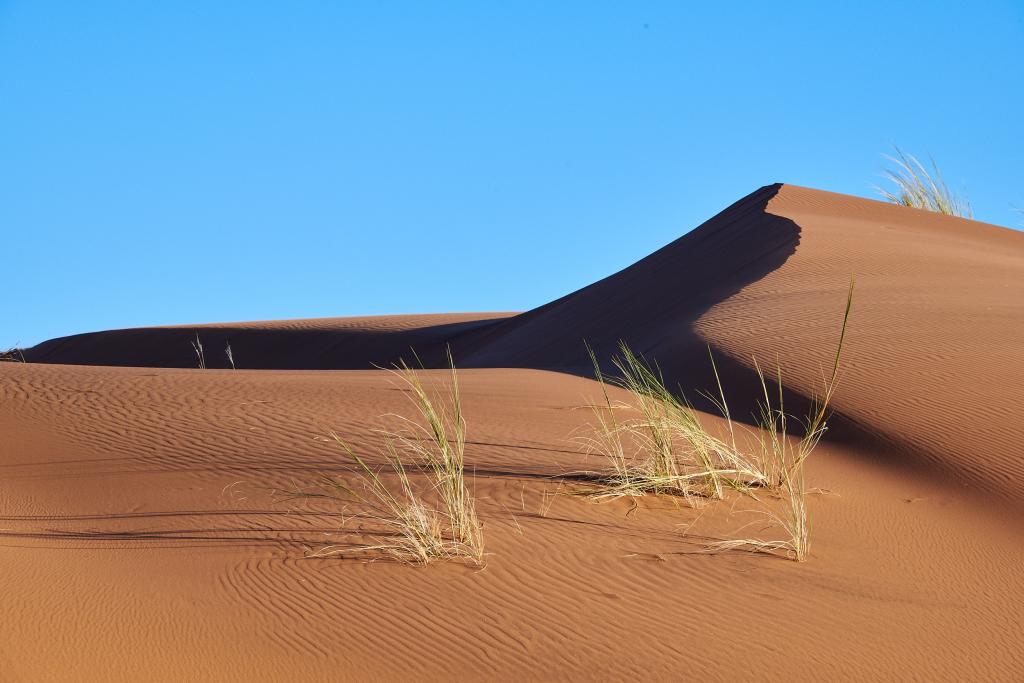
(4, 185, 1022, 681)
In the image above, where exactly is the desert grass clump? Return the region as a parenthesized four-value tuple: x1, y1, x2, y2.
(582, 281, 854, 562)
(308, 436, 458, 565)
(293, 351, 484, 566)
(877, 147, 972, 218)
(580, 344, 767, 502)
(377, 351, 483, 559)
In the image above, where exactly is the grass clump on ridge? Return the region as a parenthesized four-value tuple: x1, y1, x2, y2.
(287, 350, 484, 566)
(581, 281, 854, 562)
(877, 146, 972, 218)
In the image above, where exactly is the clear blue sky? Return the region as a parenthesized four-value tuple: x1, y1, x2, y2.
(3, 2, 1022, 349)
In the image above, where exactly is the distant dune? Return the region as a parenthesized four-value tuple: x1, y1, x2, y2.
(4, 185, 1023, 681)
(23, 311, 515, 369)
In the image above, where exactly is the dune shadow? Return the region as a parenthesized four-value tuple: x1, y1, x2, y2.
(22, 316, 507, 369)
(17, 183, 878, 450)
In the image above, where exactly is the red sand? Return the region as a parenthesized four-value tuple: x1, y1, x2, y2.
(3, 185, 1023, 681)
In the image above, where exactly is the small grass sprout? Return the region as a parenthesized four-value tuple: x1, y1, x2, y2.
(191, 332, 206, 369)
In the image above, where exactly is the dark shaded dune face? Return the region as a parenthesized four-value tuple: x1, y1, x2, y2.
(23, 184, 800, 378)
(23, 313, 514, 370)
(455, 184, 801, 382)
(448, 184, 807, 437)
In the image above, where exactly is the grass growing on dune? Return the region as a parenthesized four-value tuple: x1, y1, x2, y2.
(288, 350, 484, 566)
(709, 281, 854, 561)
(582, 281, 854, 562)
(385, 353, 482, 556)
(579, 344, 766, 501)
(309, 435, 458, 565)
(877, 147, 972, 218)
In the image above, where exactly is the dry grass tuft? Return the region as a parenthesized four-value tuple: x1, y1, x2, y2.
(582, 280, 854, 561)
(878, 147, 972, 218)
(285, 350, 484, 566)
(579, 344, 767, 503)
(304, 435, 460, 565)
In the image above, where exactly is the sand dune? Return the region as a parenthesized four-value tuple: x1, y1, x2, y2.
(23, 312, 514, 369)
(4, 185, 1023, 681)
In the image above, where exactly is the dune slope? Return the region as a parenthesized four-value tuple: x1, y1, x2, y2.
(1, 362, 1022, 681)
(4, 184, 1023, 680)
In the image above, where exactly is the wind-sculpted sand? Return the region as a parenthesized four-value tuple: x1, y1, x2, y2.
(4, 185, 1022, 681)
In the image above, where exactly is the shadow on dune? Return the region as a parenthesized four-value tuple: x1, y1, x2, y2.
(19, 184, 872, 443)
(24, 184, 800, 390)
(22, 316, 507, 370)
(452, 184, 802, 414)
